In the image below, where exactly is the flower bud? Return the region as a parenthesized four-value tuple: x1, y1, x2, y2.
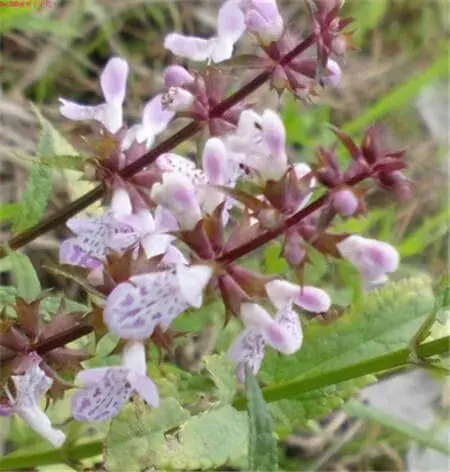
(163, 65, 195, 87)
(245, 0, 284, 44)
(323, 59, 342, 87)
(337, 235, 400, 287)
(332, 188, 358, 216)
(151, 173, 202, 230)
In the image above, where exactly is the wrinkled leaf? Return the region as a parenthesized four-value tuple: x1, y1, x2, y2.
(106, 398, 190, 472)
(204, 354, 237, 404)
(246, 366, 278, 471)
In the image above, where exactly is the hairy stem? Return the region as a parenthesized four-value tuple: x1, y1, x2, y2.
(0, 34, 315, 258)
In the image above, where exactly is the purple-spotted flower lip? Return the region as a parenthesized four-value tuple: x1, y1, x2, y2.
(164, 0, 246, 63)
(59, 57, 129, 134)
(103, 264, 213, 341)
(228, 301, 303, 382)
(4, 353, 66, 447)
(71, 341, 159, 422)
(60, 189, 179, 269)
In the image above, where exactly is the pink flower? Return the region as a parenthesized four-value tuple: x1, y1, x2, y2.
(164, 0, 246, 63)
(337, 235, 400, 288)
(59, 57, 128, 134)
(242, 0, 284, 44)
(71, 341, 159, 421)
(103, 264, 213, 340)
(324, 59, 342, 87)
(228, 302, 303, 382)
(1, 354, 65, 447)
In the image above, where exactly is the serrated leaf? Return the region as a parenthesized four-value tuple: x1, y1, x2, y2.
(13, 163, 53, 232)
(7, 250, 41, 302)
(259, 276, 434, 429)
(106, 398, 190, 472)
(204, 354, 237, 404)
(158, 405, 248, 470)
(246, 367, 278, 472)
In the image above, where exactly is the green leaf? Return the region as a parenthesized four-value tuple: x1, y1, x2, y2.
(0, 203, 20, 225)
(106, 398, 190, 472)
(10, 104, 78, 232)
(159, 405, 248, 470)
(204, 354, 237, 404)
(13, 163, 53, 232)
(344, 400, 450, 455)
(254, 276, 435, 428)
(7, 249, 41, 301)
(106, 399, 248, 471)
(263, 276, 434, 383)
(246, 366, 278, 472)
(40, 155, 86, 171)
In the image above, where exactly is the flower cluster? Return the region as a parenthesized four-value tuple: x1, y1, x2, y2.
(2, 0, 411, 446)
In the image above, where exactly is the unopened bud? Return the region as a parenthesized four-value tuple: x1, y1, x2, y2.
(323, 59, 342, 87)
(163, 65, 195, 87)
(332, 188, 358, 216)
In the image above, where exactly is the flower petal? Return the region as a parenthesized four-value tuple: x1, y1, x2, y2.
(274, 306, 303, 354)
(122, 341, 146, 375)
(104, 271, 190, 339)
(141, 233, 175, 259)
(58, 99, 122, 134)
(110, 188, 133, 217)
(217, 0, 246, 45)
(141, 94, 175, 138)
(164, 33, 216, 62)
(202, 137, 228, 185)
(154, 205, 179, 232)
(71, 368, 132, 421)
(227, 328, 265, 383)
(127, 371, 160, 408)
(100, 57, 129, 105)
(176, 264, 213, 308)
(163, 65, 195, 87)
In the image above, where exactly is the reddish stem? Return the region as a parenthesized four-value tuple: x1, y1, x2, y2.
(0, 34, 315, 258)
(217, 172, 369, 264)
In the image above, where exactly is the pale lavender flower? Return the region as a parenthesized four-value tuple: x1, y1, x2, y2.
(265, 279, 331, 313)
(337, 235, 400, 289)
(164, 0, 246, 63)
(226, 108, 288, 181)
(1, 354, 65, 447)
(242, 0, 284, 44)
(151, 173, 203, 231)
(103, 264, 213, 340)
(59, 57, 128, 134)
(228, 302, 303, 382)
(122, 95, 175, 150)
(161, 86, 195, 112)
(60, 189, 177, 268)
(71, 341, 159, 421)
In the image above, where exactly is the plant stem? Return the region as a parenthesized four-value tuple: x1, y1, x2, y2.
(0, 438, 103, 470)
(232, 335, 450, 409)
(217, 172, 369, 264)
(0, 35, 315, 259)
